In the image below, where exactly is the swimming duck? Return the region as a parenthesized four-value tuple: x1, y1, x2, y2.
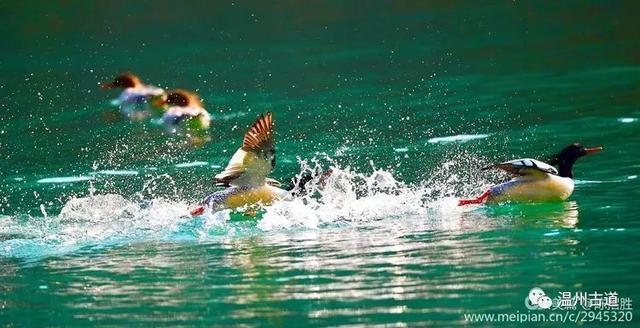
(101, 73, 165, 117)
(161, 90, 212, 131)
(191, 112, 288, 215)
(458, 144, 602, 205)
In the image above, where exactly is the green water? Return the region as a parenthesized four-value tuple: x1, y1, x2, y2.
(1, 1, 639, 326)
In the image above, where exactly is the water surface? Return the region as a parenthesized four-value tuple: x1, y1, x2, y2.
(1, 1, 639, 326)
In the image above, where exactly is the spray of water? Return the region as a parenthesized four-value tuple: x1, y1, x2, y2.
(259, 153, 490, 231)
(1, 153, 496, 259)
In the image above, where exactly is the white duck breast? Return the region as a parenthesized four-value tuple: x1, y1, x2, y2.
(162, 106, 211, 125)
(487, 172, 574, 202)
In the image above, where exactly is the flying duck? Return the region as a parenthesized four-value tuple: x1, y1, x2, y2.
(458, 144, 603, 205)
(190, 112, 288, 215)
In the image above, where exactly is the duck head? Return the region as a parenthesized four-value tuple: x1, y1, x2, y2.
(548, 143, 603, 178)
(163, 89, 202, 107)
(101, 73, 141, 89)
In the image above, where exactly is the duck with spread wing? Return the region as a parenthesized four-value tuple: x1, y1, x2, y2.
(190, 112, 288, 215)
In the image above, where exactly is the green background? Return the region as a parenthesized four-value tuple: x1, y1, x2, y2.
(1, 1, 638, 326)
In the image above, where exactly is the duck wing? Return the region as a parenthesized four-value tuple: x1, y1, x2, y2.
(214, 112, 275, 187)
(482, 158, 558, 176)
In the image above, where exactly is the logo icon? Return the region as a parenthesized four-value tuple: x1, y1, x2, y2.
(525, 287, 552, 310)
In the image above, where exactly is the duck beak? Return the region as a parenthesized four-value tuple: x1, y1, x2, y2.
(584, 146, 603, 155)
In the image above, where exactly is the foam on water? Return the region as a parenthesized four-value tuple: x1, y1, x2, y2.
(175, 161, 209, 168)
(617, 117, 637, 123)
(37, 176, 95, 184)
(1, 157, 485, 259)
(0, 154, 521, 259)
(259, 157, 475, 231)
(574, 178, 635, 185)
(0, 195, 193, 258)
(427, 134, 490, 144)
(92, 170, 139, 176)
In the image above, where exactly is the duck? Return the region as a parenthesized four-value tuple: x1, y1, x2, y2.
(190, 112, 288, 215)
(160, 90, 212, 131)
(458, 143, 603, 206)
(101, 73, 166, 118)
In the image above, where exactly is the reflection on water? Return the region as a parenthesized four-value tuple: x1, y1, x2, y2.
(1, 0, 639, 326)
(480, 201, 579, 229)
(0, 198, 609, 326)
(1, 157, 631, 327)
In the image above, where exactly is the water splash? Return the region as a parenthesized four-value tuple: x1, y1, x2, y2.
(0, 194, 192, 259)
(259, 155, 487, 231)
(0, 155, 578, 260)
(175, 161, 210, 168)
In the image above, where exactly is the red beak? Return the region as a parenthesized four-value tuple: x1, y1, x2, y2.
(584, 146, 603, 155)
(190, 205, 205, 216)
